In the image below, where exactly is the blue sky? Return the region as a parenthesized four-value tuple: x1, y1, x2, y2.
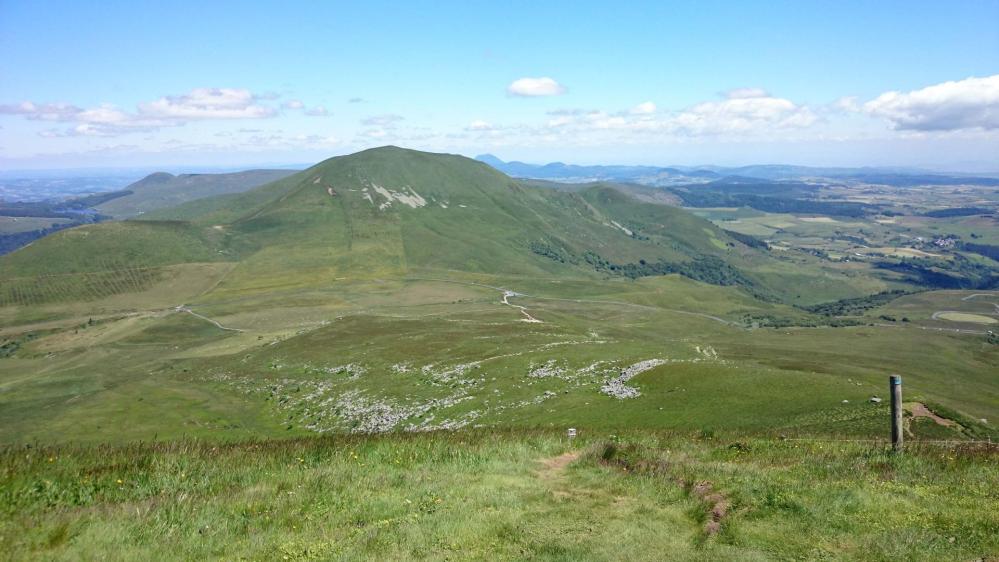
(1, 0, 997, 170)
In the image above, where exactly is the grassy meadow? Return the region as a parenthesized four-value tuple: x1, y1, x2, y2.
(1, 430, 996, 561)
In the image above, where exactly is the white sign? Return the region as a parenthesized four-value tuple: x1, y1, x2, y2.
(567, 428, 577, 439)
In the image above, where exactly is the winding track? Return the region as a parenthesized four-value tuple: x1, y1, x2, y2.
(406, 277, 739, 327)
(175, 305, 245, 332)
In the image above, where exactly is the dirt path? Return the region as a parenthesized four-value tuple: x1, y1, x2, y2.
(690, 481, 730, 536)
(537, 451, 581, 480)
(961, 292, 999, 302)
(873, 322, 988, 336)
(406, 277, 738, 327)
(931, 310, 999, 322)
(175, 306, 245, 332)
(502, 290, 542, 323)
(909, 402, 956, 427)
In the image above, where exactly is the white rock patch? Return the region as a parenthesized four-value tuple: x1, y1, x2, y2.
(528, 359, 565, 379)
(611, 220, 633, 236)
(370, 183, 427, 209)
(600, 359, 667, 399)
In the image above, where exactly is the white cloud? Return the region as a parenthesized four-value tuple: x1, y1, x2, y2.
(362, 114, 404, 127)
(507, 77, 566, 97)
(0, 101, 82, 121)
(283, 99, 305, 110)
(138, 88, 274, 120)
(831, 96, 861, 112)
(304, 105, 329, 116)
(535, 92, 816, 137)
(465, 119, 494, 131)
(630, 101, 657, 114)
(361, 128, 390, 139)
(725, 87, 770, 99)
(1, 88, 277, 137)
(546, 115, 574, 128)
(671, 94, 817, 134)
(864, 75, 999, 131)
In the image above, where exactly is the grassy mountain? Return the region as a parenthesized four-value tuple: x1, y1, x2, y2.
(0, 146, 913, 317)
(96, 169, 296, 218)
(7, 146, 777, 303)
(0, 147, 994, 451)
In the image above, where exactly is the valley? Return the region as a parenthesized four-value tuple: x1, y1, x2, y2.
(1, 147, 995, 446)
(1, 147, 996, 560)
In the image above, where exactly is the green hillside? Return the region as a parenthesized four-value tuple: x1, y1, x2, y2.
(2, 147, 878, 306)
(6, 147, 774, 302)
(96, 169, 296, 218)
(145, 146, 864, 304)
(0, 147, 995, 448)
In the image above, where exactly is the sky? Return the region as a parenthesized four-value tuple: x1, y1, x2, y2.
(1, 0, 998, 171)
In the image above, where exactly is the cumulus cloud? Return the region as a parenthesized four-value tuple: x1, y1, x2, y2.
(282, 99, 305, 110)
(138, 88, 274, 120)
(347, 97, 366, 103)
(304, 105, 329, 117)
(507, 77, 566, 97)
(831, 96, 861, 112)
(361, 128, 390, 139)
(630, 101, 657, 114)
(0, 101, 83, 121)
(864, 75, 999, 131)
(38, 122, 146, 138)
(535, 92, 816, 137)
(465, 119, 494, 131)
(724, 87, 770, 99)
(361, 114, 404, 127)
(672, 93, 816, 134)
(1, 88, 277, 137)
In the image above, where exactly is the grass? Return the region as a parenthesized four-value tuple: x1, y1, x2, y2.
(96, 170, 294, 218)
(935, 312, 997, 325)
(2, 276, 994, 445)
(1, 430, 995, 561)
(0, 148, 995, 558)
(0, 216, 72, 235)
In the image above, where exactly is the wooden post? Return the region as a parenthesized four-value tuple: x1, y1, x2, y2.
(890, 375, 903, 451)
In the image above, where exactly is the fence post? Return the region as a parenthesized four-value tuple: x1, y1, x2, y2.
(890, 375, 903, 452)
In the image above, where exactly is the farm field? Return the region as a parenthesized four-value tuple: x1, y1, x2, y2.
(0, 216, 72, 234)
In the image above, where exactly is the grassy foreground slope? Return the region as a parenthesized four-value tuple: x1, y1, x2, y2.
(2, 431, 996, 561)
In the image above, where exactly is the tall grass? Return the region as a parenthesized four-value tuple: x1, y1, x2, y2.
(2, 430, 995, 560)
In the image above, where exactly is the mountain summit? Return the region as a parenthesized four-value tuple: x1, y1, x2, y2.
(1, 146, 771, 306)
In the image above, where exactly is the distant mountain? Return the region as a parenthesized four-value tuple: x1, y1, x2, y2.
(477, 156, 999, 186)
(96, 169, 297, 218)
(475, 154, 719, 185)
(708, 165, 999, 185)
